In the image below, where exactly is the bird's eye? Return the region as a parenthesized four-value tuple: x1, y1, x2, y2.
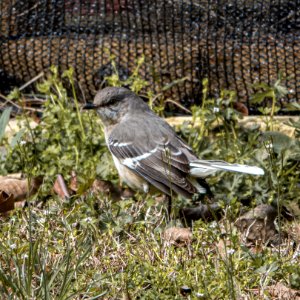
(107, 98, 119, 106)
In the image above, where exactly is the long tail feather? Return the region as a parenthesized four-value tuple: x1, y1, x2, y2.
(189, 160, 264, 177)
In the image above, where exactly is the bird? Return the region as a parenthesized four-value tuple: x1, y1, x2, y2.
(84, 87, 264, 203)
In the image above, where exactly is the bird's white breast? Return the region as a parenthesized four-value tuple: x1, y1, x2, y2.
(104, 127, 149, 193)
(111, 154, 149, 193)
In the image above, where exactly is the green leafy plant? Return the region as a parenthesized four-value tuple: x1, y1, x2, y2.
(1, 67, 114, 192)
(251, 74, 289, 129)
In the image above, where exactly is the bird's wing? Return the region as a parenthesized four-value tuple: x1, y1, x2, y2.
(108, 115, 200, 198)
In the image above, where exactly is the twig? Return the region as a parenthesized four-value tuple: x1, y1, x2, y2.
(19, 72, 44, 91)
(165, 99, 191, 114)
(0, 94, 43, 113)
(16, 2, 40, 17)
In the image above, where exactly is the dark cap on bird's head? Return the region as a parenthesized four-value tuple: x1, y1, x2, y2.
(83, 87, 130, 109)
(94, 87, 133, 107)
(83, 87, 149, 126)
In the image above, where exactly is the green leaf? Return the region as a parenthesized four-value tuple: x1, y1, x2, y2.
(252, 82, 271, 90)
(261, 131, 295, 154)
(251, 90, 274, 104)
(7, 88, 21, 100)
(10, 128, 26, 148)
(0, 107, 12, 142)
(274, 80, 288, 98)
(286, 102, 300, 111)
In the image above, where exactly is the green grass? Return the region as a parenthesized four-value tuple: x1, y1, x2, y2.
(0, 68, 299, 299)
(0, 195, 299, 299)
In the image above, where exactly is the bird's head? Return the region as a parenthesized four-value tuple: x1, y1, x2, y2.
(84, 87, 147, 126)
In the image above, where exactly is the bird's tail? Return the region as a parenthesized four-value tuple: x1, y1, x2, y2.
(189, 160, 264, 178)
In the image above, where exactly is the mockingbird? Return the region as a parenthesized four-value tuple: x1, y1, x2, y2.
(84, 87, 264, 200)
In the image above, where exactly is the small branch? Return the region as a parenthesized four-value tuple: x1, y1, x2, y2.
(165, 99, 192, 114)
(19, 72, 44, 91)
(0, 94, 43, 113)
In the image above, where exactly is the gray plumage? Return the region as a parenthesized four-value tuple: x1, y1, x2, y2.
(89, 87, 264, 198)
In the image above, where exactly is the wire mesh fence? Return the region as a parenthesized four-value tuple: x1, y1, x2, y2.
(0, 0, 299, 113)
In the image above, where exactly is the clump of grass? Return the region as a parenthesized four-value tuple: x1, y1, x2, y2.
(0, 68, 299, 298)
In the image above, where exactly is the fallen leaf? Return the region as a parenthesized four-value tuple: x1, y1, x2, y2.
(69, 171, 77, 192)
(0, 191, 14, 213)
(91, 179, 134, 200)
(120, 188, 135, 199)
(163, 227, 192, 245)
(233, 102, 249, 116)
(91, 179, 116, 194)
(0, 176, 41, 202)
(53, 173, 133, 201)
(53, 174, 71, 199)
(267, 282, 300, 300)
(235, 204, 287, 245)
(0, 176, 42, 213)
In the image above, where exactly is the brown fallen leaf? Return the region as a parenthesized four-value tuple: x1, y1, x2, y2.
(120, 187, 135, 199)
(0, 191, 14, 213)
(235, 204, 287, 246)
(0, 176, 42, 202)
(0, 176, 42, 213)
(267, 282, 300, 300)
(53, 172, 135, 200)
(163, 227, 192, 246)
(53, 174, 71, 199)
(69, 171, 78, 192)
(91, 179, 135, 200)
(233, 102, 249, 116)
(91, 179, 117, 194)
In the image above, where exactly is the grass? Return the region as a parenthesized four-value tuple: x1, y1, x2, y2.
(0, 68, 299, 299)
(1, 196, 299, 299)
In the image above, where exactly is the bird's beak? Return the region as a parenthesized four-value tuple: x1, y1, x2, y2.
(83, 103, 97, 110)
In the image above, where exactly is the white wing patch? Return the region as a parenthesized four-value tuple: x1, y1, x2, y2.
(109, 141, 133, 147)
(122, 147, 158, 169)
